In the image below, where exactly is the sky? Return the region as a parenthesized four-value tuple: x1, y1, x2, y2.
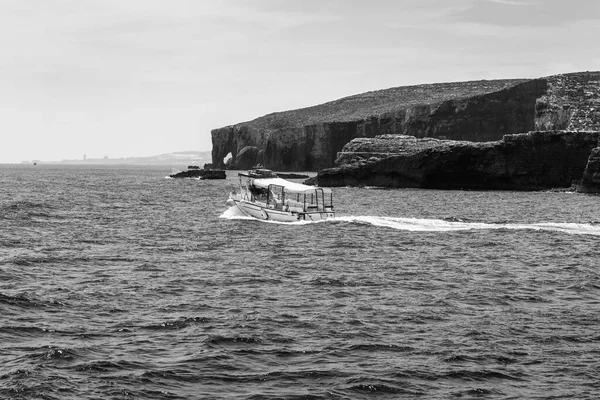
(0, 0, 599, 163)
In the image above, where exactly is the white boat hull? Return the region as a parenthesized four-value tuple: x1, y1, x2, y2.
(229, 199, 334, 222)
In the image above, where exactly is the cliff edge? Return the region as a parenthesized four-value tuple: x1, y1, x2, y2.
(211, 71, 600, 174)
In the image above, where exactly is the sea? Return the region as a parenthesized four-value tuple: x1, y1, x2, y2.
(1, 164, 599, 400)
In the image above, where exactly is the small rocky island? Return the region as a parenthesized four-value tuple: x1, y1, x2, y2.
(211, 71, 600, 193)
(169, 165, 226, 179)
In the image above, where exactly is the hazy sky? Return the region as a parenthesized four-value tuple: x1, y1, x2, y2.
(1, 0, 599, 163)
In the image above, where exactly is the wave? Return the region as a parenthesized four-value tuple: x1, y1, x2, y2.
(220, 208, 600, 236)
(347, 382, 422, 395)
(0, 293, 66, 309)
(219, 206, 253, 220)
(31, 346, 78, 361)
(142, 317, 209, 331)
(0, 200, 63, 221)
(205, 335, 264, 346)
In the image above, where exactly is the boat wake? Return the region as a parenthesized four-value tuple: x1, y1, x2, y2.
(221, 208, 600, 235)
(335, 216, 600, 236)
(220, 205, 254, 220)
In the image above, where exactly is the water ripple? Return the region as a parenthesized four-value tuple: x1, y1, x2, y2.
(1, 166, 599, 399)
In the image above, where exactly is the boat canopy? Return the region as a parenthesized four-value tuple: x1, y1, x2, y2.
(252, 177, 331, 194)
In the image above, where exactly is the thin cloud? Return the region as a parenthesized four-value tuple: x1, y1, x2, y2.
(486, 0, 533, 5)
(453, 0, 600, 26)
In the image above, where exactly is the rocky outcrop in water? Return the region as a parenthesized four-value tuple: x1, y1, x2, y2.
(308, 131, 600, 191)
(211, 72, 600, 172)
(169, 166, 226, 179)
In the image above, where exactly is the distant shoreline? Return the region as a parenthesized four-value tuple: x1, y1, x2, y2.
(11, 150, 211, 166)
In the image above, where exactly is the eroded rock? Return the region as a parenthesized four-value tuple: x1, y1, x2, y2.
(310, 131, 600, 191)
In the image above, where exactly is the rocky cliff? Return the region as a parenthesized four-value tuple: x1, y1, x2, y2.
(310, 131, 600, 191)
(308, 72, 600, 191)
(536, 72, 600, 192)
(535, 72, 600, 131)
(580, 141, 600, 193)
(211, 71, 600, 172)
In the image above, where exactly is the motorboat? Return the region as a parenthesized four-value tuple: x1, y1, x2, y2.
(226, 166, 335, 222)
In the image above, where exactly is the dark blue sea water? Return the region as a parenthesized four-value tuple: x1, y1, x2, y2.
(1, 165, 599, 399)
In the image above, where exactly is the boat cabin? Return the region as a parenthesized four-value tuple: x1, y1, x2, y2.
(238, 175, 334, 214)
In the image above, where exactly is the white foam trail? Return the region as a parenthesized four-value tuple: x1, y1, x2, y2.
(219, 211, 600, 236)
(336, 216, 478, 231)
(335, 216, 600, 236)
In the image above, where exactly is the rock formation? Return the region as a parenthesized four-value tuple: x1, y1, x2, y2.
(305, 72, 600, 191)
(308, 131, 600, 191)
(580, 142, 600, 193)
(535, 72, 600, 193)
(211, 72, 600, 172)
(169, 166, 226, 179)
(535, 72, 600, 131)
